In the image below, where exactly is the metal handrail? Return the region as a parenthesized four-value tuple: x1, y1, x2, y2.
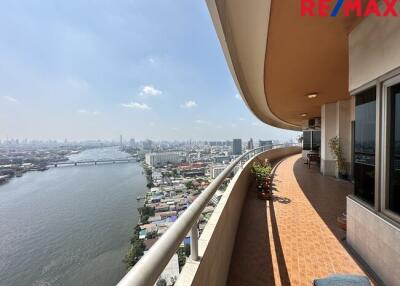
(117, 143, 298, 286)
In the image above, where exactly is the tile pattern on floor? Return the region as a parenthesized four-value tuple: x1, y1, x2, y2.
(227, 154, 370, 286)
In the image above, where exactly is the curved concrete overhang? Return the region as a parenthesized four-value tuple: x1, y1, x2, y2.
(206, 0, 300, 131)
(207, 0, 363, 130)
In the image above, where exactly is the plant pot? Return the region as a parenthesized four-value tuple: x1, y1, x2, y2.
(258, 191, 272, 200)
(338, 172, 348, 180)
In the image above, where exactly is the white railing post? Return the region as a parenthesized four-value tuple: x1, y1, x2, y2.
(190, 223, 199, 261)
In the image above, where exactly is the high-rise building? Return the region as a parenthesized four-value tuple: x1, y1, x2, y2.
(143, 139, 153, 150)
(247, 138, 254, 150)
(232, 139, 242, 155)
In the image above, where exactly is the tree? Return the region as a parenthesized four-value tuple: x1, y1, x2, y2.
(185, 181, 194, 189)
(177, 247, 186, 270)
(139, 206, 155, 223)
(124, 231, 145, 270)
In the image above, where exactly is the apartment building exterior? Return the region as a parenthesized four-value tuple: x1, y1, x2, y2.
(206, 1, 400, 284)
(145, 152, 182, 167)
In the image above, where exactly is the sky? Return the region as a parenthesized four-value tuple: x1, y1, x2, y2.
(0, 0, 299, 142)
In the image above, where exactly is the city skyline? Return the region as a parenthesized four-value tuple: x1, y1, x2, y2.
(0, 1, 298, 141)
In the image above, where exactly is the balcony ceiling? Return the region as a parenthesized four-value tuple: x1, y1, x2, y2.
(207, 0, 363, 130)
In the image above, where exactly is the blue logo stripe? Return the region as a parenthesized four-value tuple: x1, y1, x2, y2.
(331, 0, 344, 16)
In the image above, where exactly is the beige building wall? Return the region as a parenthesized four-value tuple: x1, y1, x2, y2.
(349, 13, 400, 91)
(348, 14, 400, 286)
(347, 198, 400, 286)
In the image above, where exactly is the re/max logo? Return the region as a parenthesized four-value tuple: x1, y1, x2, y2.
(301, 0, 399, 16)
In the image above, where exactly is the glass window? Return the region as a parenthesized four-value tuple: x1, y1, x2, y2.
(354, 86, 376, 205)
(303, 131, 311, 150)
(389, 83, 400, 215)
(312, 131, 321, 151)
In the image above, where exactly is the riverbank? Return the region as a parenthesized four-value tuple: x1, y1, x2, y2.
(121, 161, 219, 285)
(0, 147, 147, 286)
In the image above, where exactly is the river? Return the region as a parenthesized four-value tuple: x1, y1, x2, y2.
(0, 147, 147, 286)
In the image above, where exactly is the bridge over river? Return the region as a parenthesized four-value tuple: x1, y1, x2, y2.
(48, 157, 138, 167)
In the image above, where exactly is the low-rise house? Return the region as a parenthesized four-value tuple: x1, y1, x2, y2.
(139, 229, 146, 240)
(155, 211, 177, 219)
(147, 215, 162, 223)
(140, 223, 158, 234)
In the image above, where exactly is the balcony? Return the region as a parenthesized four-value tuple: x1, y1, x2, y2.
(227, 154, 369, 286)
(118, 146, 374, 286)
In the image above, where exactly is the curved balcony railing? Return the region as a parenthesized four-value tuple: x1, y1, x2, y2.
(117, 143, 299, 286)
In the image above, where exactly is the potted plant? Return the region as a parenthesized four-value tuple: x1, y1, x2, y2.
(328, 136, 347, 180)
(251, 160, 273, 200)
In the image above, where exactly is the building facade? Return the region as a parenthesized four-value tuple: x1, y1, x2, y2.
(207, 1, 400, 284)
(232, 139, 242, 155)
(145, 152, 182, 167)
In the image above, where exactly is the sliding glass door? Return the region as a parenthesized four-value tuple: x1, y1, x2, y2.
(388, 83, 400, 215)
(354, 87, 376, 206)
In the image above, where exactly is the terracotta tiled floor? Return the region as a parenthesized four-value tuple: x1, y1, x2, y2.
(227, 154, 370, 286)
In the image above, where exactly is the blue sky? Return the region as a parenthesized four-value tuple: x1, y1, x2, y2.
(0, 0, 299, 141)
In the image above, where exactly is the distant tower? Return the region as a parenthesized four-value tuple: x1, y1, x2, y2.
(232, 139, 242, 155)
(247, 138, 254, 150)
(120, 135, 123, 147)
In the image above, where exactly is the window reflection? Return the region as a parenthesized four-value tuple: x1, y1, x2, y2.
(302, 130, 320, 152)
(389, 83, 400, 215)
(303, 131, 311, 151)
(354, 87, 376, 205)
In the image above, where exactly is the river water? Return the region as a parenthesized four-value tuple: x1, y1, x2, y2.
(0, 147, 147, 286)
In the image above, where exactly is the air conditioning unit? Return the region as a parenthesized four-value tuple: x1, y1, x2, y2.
(308, 118, 321, 129)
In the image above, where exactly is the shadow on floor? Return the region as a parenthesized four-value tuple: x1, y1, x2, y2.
(292, 158, 352, 240)
(227, 158, 291, 286)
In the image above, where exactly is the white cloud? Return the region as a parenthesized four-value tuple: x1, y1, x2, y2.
(122, 102, 151, 110)
(149, 122, 155, 127)
(77, 109, 99, 115)
(66, 76, 89, 91)
(235, 93, 241, 100)
(195, 119, 206, 124)
(181, 100, 197, 108)
(3, 96, 17, 103)
(239, 117, 245, 121)
(251, 121, 261, 126)
(140, 85, 162, 96)
(148, 57, 155, 64)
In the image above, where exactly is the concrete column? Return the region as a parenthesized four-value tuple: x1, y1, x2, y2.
(336, 100, 352, 176)
(321, 103, 338, 177)
(321, 99, 353, 177)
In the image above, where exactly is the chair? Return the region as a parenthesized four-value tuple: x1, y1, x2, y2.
(313, 274, 371, 286)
